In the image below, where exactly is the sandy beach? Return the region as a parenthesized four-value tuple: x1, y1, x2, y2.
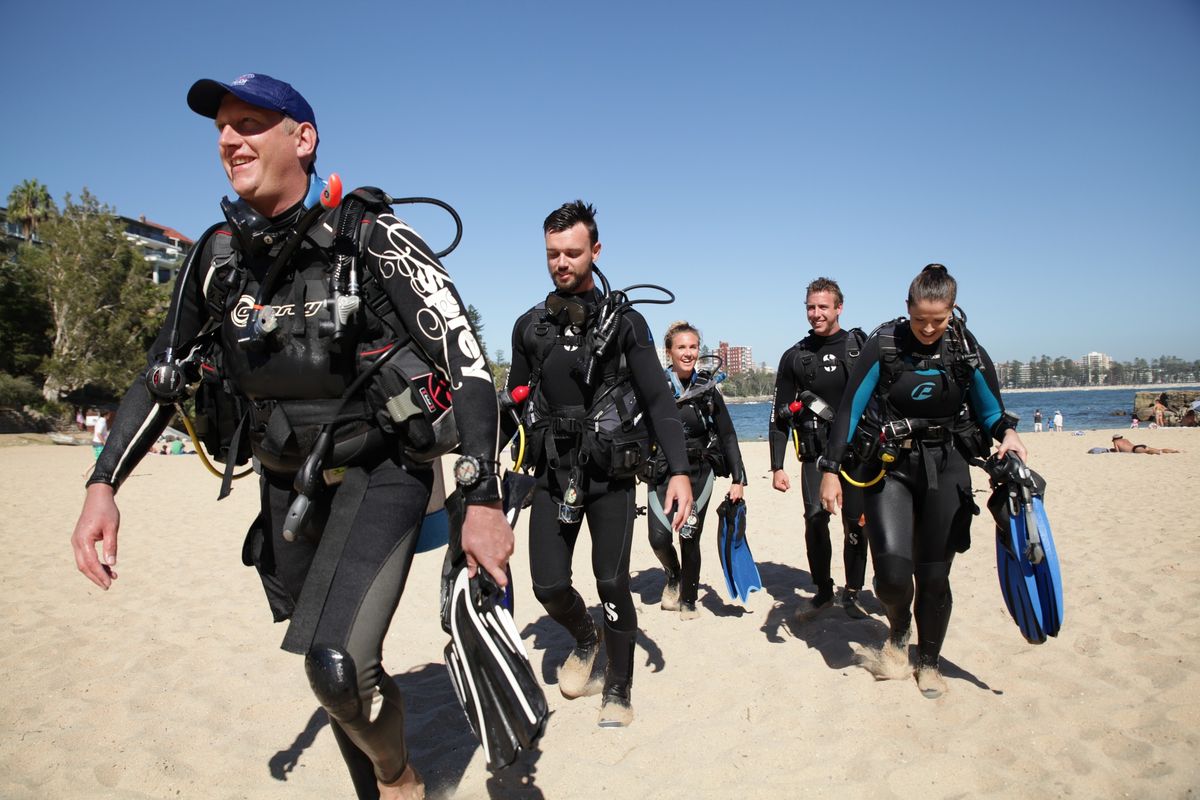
(1, 428, 1198, 799)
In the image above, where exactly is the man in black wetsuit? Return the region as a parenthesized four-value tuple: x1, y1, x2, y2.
(769, 278, 869, 620)
(69, 73, 508, 800)
(504, 201, 692, 727)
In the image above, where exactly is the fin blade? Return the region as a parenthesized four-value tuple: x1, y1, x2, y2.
(1031, 496, 1064, 637)
(725, 500, 762, 603)
(996, 508, 1047, 644)
(446, 568, 548, 770)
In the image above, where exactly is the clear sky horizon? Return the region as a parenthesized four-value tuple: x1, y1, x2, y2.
(4, 1, 1198, 364)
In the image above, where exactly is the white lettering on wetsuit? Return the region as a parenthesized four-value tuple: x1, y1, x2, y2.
(369, 214, 490, 386)
(230, 294, 322, 327)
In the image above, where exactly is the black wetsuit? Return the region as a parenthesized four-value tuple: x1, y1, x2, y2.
(647, 368, 747, 608)
(826, 321, 1008, 669)
(505, 289, 688, 698)
(769, 329, 867, 600)
(91, 200, 501, 796)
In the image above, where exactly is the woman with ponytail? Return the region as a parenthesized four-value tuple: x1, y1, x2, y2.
(818, 264, 1026, 698)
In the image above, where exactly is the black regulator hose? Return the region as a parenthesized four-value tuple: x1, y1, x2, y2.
(389, 196, 463, 259)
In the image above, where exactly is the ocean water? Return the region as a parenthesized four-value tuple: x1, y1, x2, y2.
(725, 385, 1200, 441)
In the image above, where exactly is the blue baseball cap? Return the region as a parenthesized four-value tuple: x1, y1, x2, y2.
(187, 73, 317, 131)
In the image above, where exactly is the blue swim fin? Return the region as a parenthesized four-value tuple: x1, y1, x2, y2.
(717, 497, 762, 603)
(1031, 495, 1063, 637)
(986, 454, 1063, 645)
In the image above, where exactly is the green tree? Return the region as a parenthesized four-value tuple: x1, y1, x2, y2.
(466, 303, 490, 363)
(21, 189, 169, 400)
(6, 179, 57, 243)
(723, 369, 776, 397)
(491, 348, 510, 390)
(0, 256, 54, 379)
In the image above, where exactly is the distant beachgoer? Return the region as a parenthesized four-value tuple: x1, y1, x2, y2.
(1053, 410, 1064, 432)
(1130, 415, 1140, 429)
(1154, 394, 1168, 427)
(75, 408, 85, 431)
(1033, 409, 1043, 432)
(1109, 435, 1181, 455)
(91, 411, 111, 460)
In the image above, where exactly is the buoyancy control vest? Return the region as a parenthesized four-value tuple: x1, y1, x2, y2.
(517, 299, 651, 481)
(851, 316, 992, 464)
(643, 367, 729, 482)
(188, 187, 459, 477)
(791, 328, 865, 387)
(783, 328, 865, 461)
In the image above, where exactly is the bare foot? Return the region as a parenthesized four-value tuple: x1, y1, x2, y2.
(915, 666, 947, 699)
(378, 764, 424, 800)
(679, 602, 699, 621)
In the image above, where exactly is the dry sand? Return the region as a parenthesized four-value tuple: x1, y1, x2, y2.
(1, 428, 1198, 798)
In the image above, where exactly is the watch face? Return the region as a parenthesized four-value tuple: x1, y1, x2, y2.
(454, 456, 479, 486)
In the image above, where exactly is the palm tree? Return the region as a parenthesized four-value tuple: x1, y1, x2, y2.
(6, 179, 56, 242)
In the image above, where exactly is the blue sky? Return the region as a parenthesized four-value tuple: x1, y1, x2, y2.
(4, 1, 1197, 363)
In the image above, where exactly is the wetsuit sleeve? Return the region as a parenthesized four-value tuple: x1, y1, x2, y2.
(711, 391, 748, 484)
(968, 342, 1009, 440)
(88, 231, 219, 491)
(500, 312, 536, 443)
(363, 214, 501, 504)
(768, 347, 798, 470)
(620, 311, 689, 475)
(825, 333, 883, 466)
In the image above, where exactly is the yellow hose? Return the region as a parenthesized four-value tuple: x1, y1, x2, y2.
(792, 429, 801, 460)
(177, 404, 253, 481)
(512, 424, 528, 473)
(840, 466, 885, 488)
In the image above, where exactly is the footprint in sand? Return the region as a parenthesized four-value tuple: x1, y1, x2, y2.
(1111, 629, 1156, 650)
(1072, 634, 1101, 657)
(1100, 731, 1153, 763)
(93, 761, 121, 788)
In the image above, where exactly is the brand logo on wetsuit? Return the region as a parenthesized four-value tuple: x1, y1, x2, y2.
(603, 602, 619, 623)
(230, 294, 322, 328)
(822, 353, 837, 373)
(369, 215, 490, 387)
(911, 382, 935, 401)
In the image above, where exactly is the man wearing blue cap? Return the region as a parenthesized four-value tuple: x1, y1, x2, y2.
(70, 73, 510, 800)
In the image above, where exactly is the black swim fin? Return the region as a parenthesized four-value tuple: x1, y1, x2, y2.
(443, 566, 548, 771)
(440, 479, 548, 771)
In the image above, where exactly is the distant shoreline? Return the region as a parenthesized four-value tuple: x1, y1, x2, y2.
(722, 383, 1200, 404)
(1004, 383, 1200, 394)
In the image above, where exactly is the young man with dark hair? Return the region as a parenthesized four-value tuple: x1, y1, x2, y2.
(504, 200, 692, 727)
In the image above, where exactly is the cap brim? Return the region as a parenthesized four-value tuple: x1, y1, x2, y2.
(187, 79, 231, 119)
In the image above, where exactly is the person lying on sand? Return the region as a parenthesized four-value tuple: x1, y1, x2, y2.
(1108, 435, 1181, 455)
